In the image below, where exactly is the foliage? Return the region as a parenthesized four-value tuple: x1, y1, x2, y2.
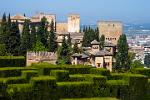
(99, 35, 105, 50)
(0, 56, 25, 67)
(0, 44, 7, 56)
(30, 25, 37, 49)
(131, 60, 144, 68)
(144, 54, 150, 68)
(31, 39, 48, 51)
(115, 34, 129, 71)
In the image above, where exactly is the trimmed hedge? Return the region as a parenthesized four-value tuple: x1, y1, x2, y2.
(61, 97, 118, 100)
(7, 84, 33, 100)
(90, 68, 110, 76)
(30, 76, 58, 100)
(22, 70, 38, 81)
(131, 68, 150, 78)
(0, 77, 27, 84)
(0, 67, 37, 78)
(57, 82, 94, 98)
(50, 70, 69, 82)
(0, 56, 25, 67)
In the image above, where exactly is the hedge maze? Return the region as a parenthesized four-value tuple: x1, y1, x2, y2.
(0, 63, 150, 100)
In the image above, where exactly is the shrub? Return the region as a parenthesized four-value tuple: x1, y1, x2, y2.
(0, 56, 25, 67)
(62, 65, 92, 74)
(7, 84, 33, 100)
(57, 82, 94, 98)
(90, 68, 110, 76)
(0, 77, 27, 84)
(50, 70, 69, 82)
(21, 70, 38, 81)
(0, 67, 37, 78)
(108, 73, 128, 80)
(131, 68, 150, 78)
(30, 76, 58, 100)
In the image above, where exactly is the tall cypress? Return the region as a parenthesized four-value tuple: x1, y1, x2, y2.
(115, 34, 129, 70)
(30, 25, 37, 49)
(99, 35, 105, 50)
(20, 19, 31, 55)
(37, 17, 48, 48)
(48, 20, 57, 52)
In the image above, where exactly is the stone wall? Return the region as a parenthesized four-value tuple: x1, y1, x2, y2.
(26, 51, 57, 66)
(98, 21, 123, 45)
(56, 22, 68, 34)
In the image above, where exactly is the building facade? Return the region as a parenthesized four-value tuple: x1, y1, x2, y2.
(98, 21, 123, 45)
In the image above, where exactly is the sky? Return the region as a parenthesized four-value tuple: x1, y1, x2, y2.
(0, 0, 150, 24)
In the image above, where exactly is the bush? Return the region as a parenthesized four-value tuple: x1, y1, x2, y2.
(30, 76, 58, 100)
(0, 77, 27, 84)
(7, 84, 33, 100)
(57, 82, 94, 98)
(108, 73, 128, 80)
(50, 70, 69, 82)
(131, 68, 150, 78)
(90, 68, 110, 76)
(0, 67, 37, 78)
(22, 70, 38, 81)
(62, 65, 92, 74)
(0, 56, 25, 67)
(60, 97, 118, 100)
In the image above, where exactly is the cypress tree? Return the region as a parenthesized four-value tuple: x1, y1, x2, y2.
(100, 35, 105, 50)
(115, 34, 129, 70)
(30, 25, 37, 49)
(37, 17, 48, 47)
(67, 33, 72, 47)
(48, 20, 57, 52)
(57, 36, 71, 64)
(20, 19, 31, 55)
(73, 42, 80, 53)
(0, 13, 7, 44)
(95, 27, 100, 42)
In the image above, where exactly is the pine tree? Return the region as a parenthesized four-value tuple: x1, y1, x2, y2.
(100, 35, 105, 50)
(48, 20, 57, 52)
(20, 19, 31, 55)
(30, 25, 36, 49)
(37, 17, 48, 48)
(115, 34, 129, 71)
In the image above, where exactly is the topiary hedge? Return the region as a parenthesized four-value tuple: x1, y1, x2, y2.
(30, 76, 58, 100)
(131, 68, 150, 78)
(0, 56, 25, 67)
(90, 68, 110, 76)
(50, 70, 69, 82)
(57, 82, 94, 98)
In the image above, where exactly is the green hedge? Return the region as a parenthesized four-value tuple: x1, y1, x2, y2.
(57, 82, 94, 98)
(90, 68, 110, 76)
(61, 97, 118, 100)
(7, 84, 33, 100)
(0, 77, 27, 84)
(30, 76, 58, 100)
(0, 56, 25, 67)
(50, 70, 69, 82)
(0, 67, 37, 78)
(21, 70, 38, 82)
(131, 68, 150, 78)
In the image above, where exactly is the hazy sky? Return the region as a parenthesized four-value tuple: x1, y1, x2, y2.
(0, 0, 150, 24)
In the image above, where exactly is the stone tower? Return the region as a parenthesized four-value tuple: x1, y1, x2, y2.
(68, 14, 80, 33)
(98, 21, 123, 45)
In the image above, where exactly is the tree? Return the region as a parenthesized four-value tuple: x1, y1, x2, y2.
(131, 60, 144, 68)
(73, 42, 80, 53)
(48, 20, 57, 52)
(144, 54, 150, 68)
(0, 44, 7, 56)
(37, 17, 48, 48)
(115, 34, 129, 71)
(67, 33, 72, 47)
(0, 13, 7, 44)
(8, 21, 21, 55)
(20, 19, 31, 55)
(31, 39, 48, 52)
(99, 35, 105, 50)
(30, 25, 37, 49)
(57, 36, 71, 64)
(95, 27, 100, 42)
